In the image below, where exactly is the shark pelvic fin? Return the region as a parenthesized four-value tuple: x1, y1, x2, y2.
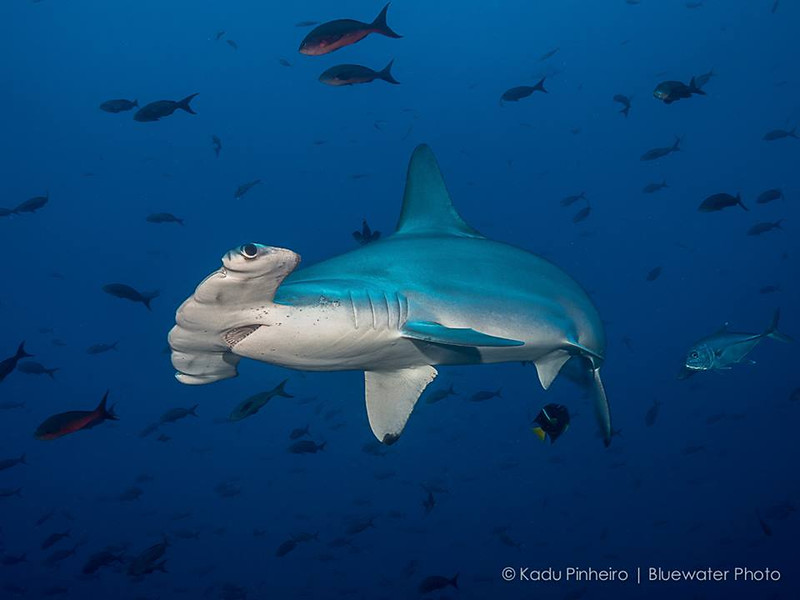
(402, 321, 524, 347)
(364, 365, 438, 444)
(533, 349, 572, 389)
(395, 144, 484, 239)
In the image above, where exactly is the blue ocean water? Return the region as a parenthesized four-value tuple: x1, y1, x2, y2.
(1, 1, 798, 598)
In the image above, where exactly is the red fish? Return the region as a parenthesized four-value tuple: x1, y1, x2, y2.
(35, 391, 117, 440)
(299, 3, 401, 56)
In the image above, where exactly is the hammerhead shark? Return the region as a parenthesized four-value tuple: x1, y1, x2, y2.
(169, 145, 612, 445)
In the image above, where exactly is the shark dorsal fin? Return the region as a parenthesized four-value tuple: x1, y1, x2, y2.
(394, 144, 483, 238)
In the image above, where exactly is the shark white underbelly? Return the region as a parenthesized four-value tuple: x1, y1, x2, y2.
(169, 145, 612, 446)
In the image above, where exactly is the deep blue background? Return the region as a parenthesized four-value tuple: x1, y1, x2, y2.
(1, 1, 798, 598)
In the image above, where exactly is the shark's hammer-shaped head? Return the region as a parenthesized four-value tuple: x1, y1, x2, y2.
(168, 243, 301, 384)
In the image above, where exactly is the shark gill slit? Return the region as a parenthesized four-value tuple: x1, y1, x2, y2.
(348, 291, 359, 329)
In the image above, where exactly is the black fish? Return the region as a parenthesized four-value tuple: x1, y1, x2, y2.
(234, 179, 261, 199)
(653, 78, 706, 104)
(86, 341, 118, 354)
(613, 94, 632, 117)
(18, 361, 58, 379)
(146, 212, 184, 225)
(531, 403, 570, 443)
(640, 136, 681, 161)
(759, 284, 780, 294)
(289, 425, 310, 440)
(419, 574, 459, 594)
(500, 78, 547, 104)
(275, 539, 297, 557)
(319, 60, 399, 86)
(763, 128, 797, 141)
(756, 188, 783, 204)
(560, 191, 586, 206)
(134, 94, 198, 122)
(425, 383, 456, 404)
(642, 180, 668, 194)
(747, 220, 783, 236)
(698, 193, 748, 212)
(644, 400, 661, 426)
(0, 342, 33, 383)
(646, 266, 662, 281)
(102, 284, 159, 310)
(226, 39, 238, 50)
(211, 135, 222, 157)
(352, 219, 381, 245)
(13, 193, 49, 214)
(572, 205, 591, 223)
(288, 440, 326, 454)
(99, 99, 138, 113)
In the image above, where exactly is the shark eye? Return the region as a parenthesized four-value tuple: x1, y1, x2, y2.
(240, 244, 259, 259)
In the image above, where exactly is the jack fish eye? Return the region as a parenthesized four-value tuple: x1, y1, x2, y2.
(240, 244, 259, 259)
(690, 351, 699, 359)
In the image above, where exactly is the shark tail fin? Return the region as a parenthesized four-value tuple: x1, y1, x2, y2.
(764, 309, 793, 343)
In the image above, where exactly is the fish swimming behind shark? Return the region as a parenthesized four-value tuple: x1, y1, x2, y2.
(169, 145, 612, 446)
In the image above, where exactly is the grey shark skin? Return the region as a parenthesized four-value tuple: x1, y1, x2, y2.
(169, 145, 612, 446)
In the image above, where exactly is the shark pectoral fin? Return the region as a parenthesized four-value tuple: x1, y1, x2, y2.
(533, 350, 572, 389)
(401, 321, 524, 347)
(591, 368, 612, 448)
(364, 366, 438, 445)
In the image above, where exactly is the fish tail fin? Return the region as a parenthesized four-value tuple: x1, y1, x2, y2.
(451, 573, 459, 589)
(276, 378, 294, 398)
(672, 135, 682, 151)
(111, 341, 119, 350)
(142, 290, 160, 311)
(378, 59, 400, 84)
(16, 342, 33, 359)
(318, 441, 327, 451)
(533, 76, 548, 93)
(372, 3, 402, 38)
(190, 404, 199, 416)
(157, 560, 168, 573)
(177, 93, 199, 115)
(621, 105, 629, 117)
(531, 426, 547, 442)
(689, 76, 706, 95)
(46, 368, 59, 380)
(97, 390, 119, 420)
(737, 193, 749, 211)
(774, 218, 783, 230)
(764, 308, 793, 343)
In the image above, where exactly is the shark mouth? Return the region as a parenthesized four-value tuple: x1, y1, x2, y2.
(223, 325, 261, 348)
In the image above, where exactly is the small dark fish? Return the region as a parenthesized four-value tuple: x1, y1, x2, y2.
(0, 342, 34, 383)
(613, 94, 632, 117)
(0, 454, 26, 471)
(160, 404, 198, 424)
(230, 379, 293, 421)
(319, 60, 399, 86)
(288, 440, 326, 454)
(759, 284, 780, 294)
(747, 220, 783, 236)
(469, 388, 502, 402)
(289, 424, 310, 440)
(127, 538, 168, 577)
(99, 99, 138, 113)
(134, 94, 198, 122)
(146, 212, 184, 225)
(345, 517, 374, 535)
(419, 574, 459, 594)
(138, 422, 159, 438)
(756, 188, 783, 204)
(1, 554, 27, 566)
(275, 539, 297, 557)
(35, 508, 56, 527)
(698, 193, 748, 212)
(102, 284, 159, 310)
(763, 128, 797, 141)
(641, 136, 682, 161)
(642, 180, 668, 194)
(34, 391, 117, 440)
(18, 360, 58, 379)
(644, 400, 661, 426)
(226, 39, 238, 50)
(234, 179, 261, 199)
(295, 20, 319, 28)
(299, 3, 401, 56)
(653, 78, 706, 104)
(560, 191, 586, 206)
(500, 78, 547, 103)
(539, 47, 560, 61)
(82, 550, 123, 575)
(117, 486, 143, 501)
(422, 490, 435, 515)
(646, 266, 662, 282)
(531, 403, 570, 443)
(211, 135, 222, 158)
(41, 531, 70, 550)
(214, 30, 225, 41)
(352, 219, 381, 245)
(572, 205, 591, 223)
(425, 383, 456, 404)
(278, 57, 292, 67)
(86, 341, 118, 354)
(13, 193, 49, 214)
